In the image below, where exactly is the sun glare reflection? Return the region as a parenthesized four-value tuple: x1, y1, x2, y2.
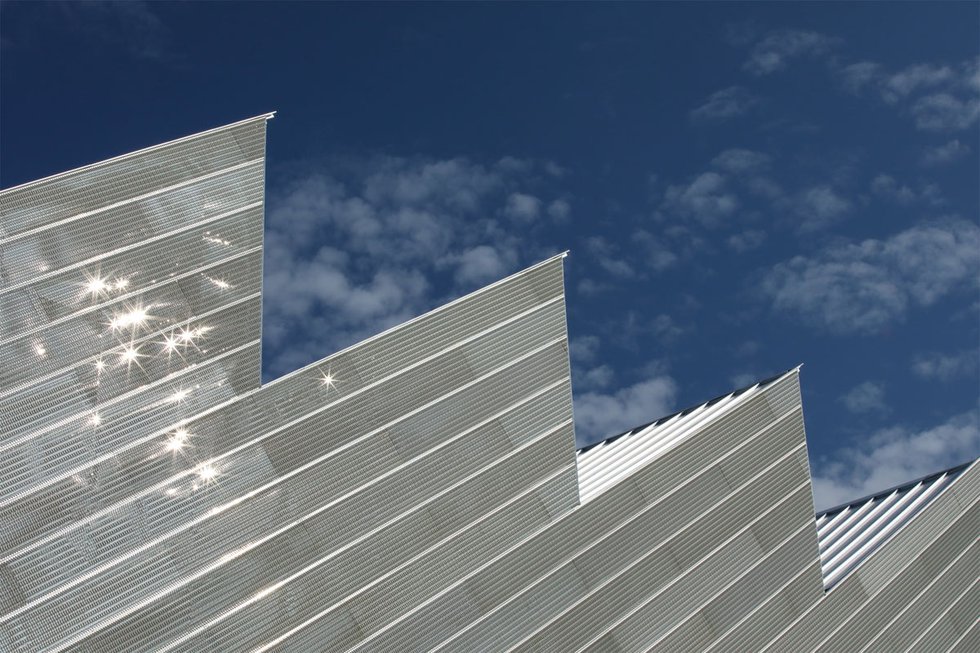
(166, 428, 191, 453)
(167, 389, 191, 404)
(197, 462, 219, 484)
(109, 305, 152, 333)
(207, 276, 232, 290)
(318, 368, 339, 392)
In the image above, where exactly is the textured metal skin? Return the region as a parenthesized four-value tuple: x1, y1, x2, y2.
(1, 119, 976, 652)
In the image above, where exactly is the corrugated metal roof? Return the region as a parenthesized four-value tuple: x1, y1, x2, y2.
(575, 369, 795, 502)
(815, 460, 974, 590)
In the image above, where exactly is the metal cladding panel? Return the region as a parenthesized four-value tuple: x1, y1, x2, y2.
(763, 479, 977, 652)
(908, 581, 980, 653)
(3, 120, 976, 652)
(0, 118, 269, 239)
(862, 541, 978, 653)
(817, 510, 980, 652)
(704, 561, 822, 653)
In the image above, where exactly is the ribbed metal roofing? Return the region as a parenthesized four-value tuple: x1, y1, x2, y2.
(815, 460, 973, 590)
(575, 369, 794, 502)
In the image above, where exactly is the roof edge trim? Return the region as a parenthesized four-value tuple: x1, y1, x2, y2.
(816, 458, 976, 518)
(0, 112, 277, 194)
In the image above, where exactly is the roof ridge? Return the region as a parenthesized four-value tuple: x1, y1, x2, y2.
(577, 366, 799, 453)
(817, 458, 976, 518)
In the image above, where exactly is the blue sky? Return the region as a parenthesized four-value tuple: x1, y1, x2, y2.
(2, 2, 978, 510)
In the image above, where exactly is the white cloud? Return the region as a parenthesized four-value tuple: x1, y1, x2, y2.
(812, 410, 979, 511)
(839, 381, 888, 415)
(262, 155, 564, 377)
(632, 230, 679, 272)
(727, 229, 767, 253)
(577, 278, 609, 296)
(577, 364, 615, 390)
(662, 172, 738, 227)
(795, 186, 852, 231)
(586, 236, 636, 278)
(870, 174, 915, 205)
(838, 61, 882, 94)
(547, 198, 571, 222)
(882, 63, 957, 103)
(911, 92, 980, 131)
(921, 139, 971, 166)
(650, 314, 682, 343)
(743, 29, 840, 76)
(762, 219, 980, 334)
(505, 192, 542, 221)
(911, 350, 979, 382)
(450, 245, 514, 285)
(574, 375, 677, 445)
(569, 335, 600, 364)
(838, 57, 980, 132)
(690, 86, 759, 122)
(730, 372, 760, 389)
(711, 149, 771, 174)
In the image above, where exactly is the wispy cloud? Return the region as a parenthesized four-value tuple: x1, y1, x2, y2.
(711, 148, 771, 174)
(794, 185, 852, 232)
(811, 410, 979, 511)
(262, 155, 566, 378)
(911, 92, 980, 131)
(869, 174, 915, 205)
(726, 229, 767, 253)
(837, 56, 980, 132)
(921, 139, 971, 167)
(568, 335, 601, 364)
(761, 219, 980, 334)
(839, 381, 889, 415)
(690, 86, 760, 122)
(505, 192, 542, 222)
(661, 172, 738, 227)
(742, 28, 840, 75)
(911, 350, 979, 382)
(585, 236, 636, 278)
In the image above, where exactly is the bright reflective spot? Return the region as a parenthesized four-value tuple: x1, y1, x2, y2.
(38, 263, 50, 272)
(84, 275, 109, 299)
(161, 334, 180, 353)
(110, 305, 150, 332)
(319, 368, 339, 391)
(197, 462, 219, 484)
(168, 389, 191, 404)
(165, 487, 179, 496)
(33, 342, 47, 357)
(208, 276, 232, 290)
(166, 428, 191, 452)
(117, 344, 146, 372)
(94, 358, 106, 372)
(113, 278, 130, 291)
(89, 413, 101, 426)
(203, 233, 232, 246)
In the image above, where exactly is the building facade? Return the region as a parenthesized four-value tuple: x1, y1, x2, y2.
(0, 116, 976, 652)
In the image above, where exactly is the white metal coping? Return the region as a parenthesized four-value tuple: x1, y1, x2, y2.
(815, 462, 971, 589)
(576, 368, 797, 503)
